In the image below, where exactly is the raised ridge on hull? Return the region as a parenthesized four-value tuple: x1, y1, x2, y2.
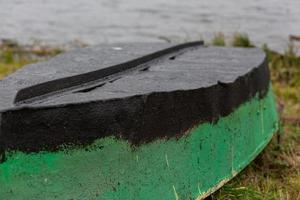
(14, 41, 204, 105)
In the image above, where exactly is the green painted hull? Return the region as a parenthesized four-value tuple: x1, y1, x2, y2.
(0, 88, 278, 200)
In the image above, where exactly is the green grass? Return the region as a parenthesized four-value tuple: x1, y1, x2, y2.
(1, 37, 300, 199)
(211, 33, 226, 46)
(0, 50, 33, 79)
(0, 40, 63, 80)
(231, 33, 254, 48)
(211, 33, 254, 48)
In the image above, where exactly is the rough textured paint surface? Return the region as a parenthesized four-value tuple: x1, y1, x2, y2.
(0, 44, 270, 152)
(0, 89, 278, 200)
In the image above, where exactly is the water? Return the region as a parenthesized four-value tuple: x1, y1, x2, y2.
(0, 0, 299, 51)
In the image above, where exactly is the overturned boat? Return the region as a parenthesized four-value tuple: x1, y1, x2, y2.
(0, 42, 278, 199)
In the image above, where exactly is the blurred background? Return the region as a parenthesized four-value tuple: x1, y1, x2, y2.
(0, 0, 299, 51)
(0, 0, 300, 199)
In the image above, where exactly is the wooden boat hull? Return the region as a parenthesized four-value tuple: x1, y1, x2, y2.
(0, 43, 278, 199)
(0, 90, 278, 200)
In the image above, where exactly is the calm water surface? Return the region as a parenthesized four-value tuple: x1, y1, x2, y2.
(0, 0, 299, 51)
